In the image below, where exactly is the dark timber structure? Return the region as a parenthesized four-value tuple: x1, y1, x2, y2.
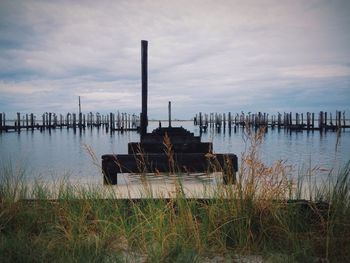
(101, 40, 238, 185)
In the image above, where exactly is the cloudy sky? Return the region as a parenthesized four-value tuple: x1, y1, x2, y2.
(1, 0, 349, 119)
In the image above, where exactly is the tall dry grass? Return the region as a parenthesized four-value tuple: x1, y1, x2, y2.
(0, 127, 349, 262)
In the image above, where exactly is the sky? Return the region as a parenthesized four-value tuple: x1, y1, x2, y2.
(0, 0, 349, 120)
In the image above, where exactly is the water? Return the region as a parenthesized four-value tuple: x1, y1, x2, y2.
(1, 121, 349, 187)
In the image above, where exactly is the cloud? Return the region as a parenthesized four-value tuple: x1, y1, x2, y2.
(0, 0, 349, 118)
(279, 65, 350, 79)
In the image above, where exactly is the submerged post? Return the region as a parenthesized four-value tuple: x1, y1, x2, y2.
(141, 40, 148, 136)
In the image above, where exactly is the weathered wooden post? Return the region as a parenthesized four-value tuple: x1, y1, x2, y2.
(228, 112, 232, 133)
(53, 113, 58, 127)
(73, 113, 76, 130)
(223, 113, 226, 131)
(277, 113, 281, 129)
(30, 113, 34, 130)
(2, 113, 5, 129)
(312, 112, 315, 129)
(337, 111, 342, 129)
(0, 113, 2, 132)
(59, 114, 63, 129)
(168, 101, 172, 127)
(16, 112, 21, 132)
(301, 113, 304, 127)
(307, 112, 310, 130)
(296, 113, 299, 126)
(41, 113, 45, 130)
(25, 114, 29, 130)
(109, 113, 113, 131)
(78, 96, 82, 129)
(49, 112, 52, 129)
(45, 112, 49, 127)
(141, 40, 148, 137)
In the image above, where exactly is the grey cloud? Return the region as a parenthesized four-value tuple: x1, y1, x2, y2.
(0, 0, 349, 119)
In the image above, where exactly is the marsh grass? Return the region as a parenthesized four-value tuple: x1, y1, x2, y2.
(1, 128, 350, 262)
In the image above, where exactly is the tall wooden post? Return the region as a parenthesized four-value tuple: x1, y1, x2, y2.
(141, 40, 148, 136)
(168, 101, 172, 127)
(0, 113, 2, 132)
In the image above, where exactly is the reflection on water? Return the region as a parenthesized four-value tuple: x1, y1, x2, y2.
(1, 121, 349, 187)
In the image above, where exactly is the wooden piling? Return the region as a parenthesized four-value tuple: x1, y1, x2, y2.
(228, 112, 232, 132)
(49, 112, 52, 128)
(17, 112, 21, 132)
(109, 113, 113, 131)
(168, 101, 172, 127)
(25, 114, 29, 130)
(319, 111, 324, 130)
(73, 113, 76, 130)
(141, 40, 148, 136)
(0, 113, 2, 132)
(78, 96, 82, 129)
(337, 111, 342, 129)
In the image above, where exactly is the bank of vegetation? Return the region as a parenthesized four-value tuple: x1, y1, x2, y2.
(1, 129, 349, 262)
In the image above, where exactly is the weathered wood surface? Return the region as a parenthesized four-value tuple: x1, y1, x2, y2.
(128, 142, 212, 154)
(102, 153, 237, 185)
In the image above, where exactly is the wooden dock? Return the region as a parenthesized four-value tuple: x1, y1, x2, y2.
(102, 40, 237, 185)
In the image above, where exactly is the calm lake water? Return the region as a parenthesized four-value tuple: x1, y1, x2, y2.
(1, 121, 349, 186)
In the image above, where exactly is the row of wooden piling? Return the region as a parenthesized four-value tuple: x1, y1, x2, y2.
(194, 111, 349, 133)
(0, 112, 140, 133)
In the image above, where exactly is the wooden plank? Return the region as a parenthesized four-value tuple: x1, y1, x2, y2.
(102, 153, 237, 185)
(128, 142, 212, 154)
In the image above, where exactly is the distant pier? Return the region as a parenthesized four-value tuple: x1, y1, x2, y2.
(0, 111, 140, 133)
(194, 111, 349, 133)
(1, 110, 349, 134)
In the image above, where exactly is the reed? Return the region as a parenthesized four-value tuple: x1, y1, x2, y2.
(0, 130, 349, 262)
